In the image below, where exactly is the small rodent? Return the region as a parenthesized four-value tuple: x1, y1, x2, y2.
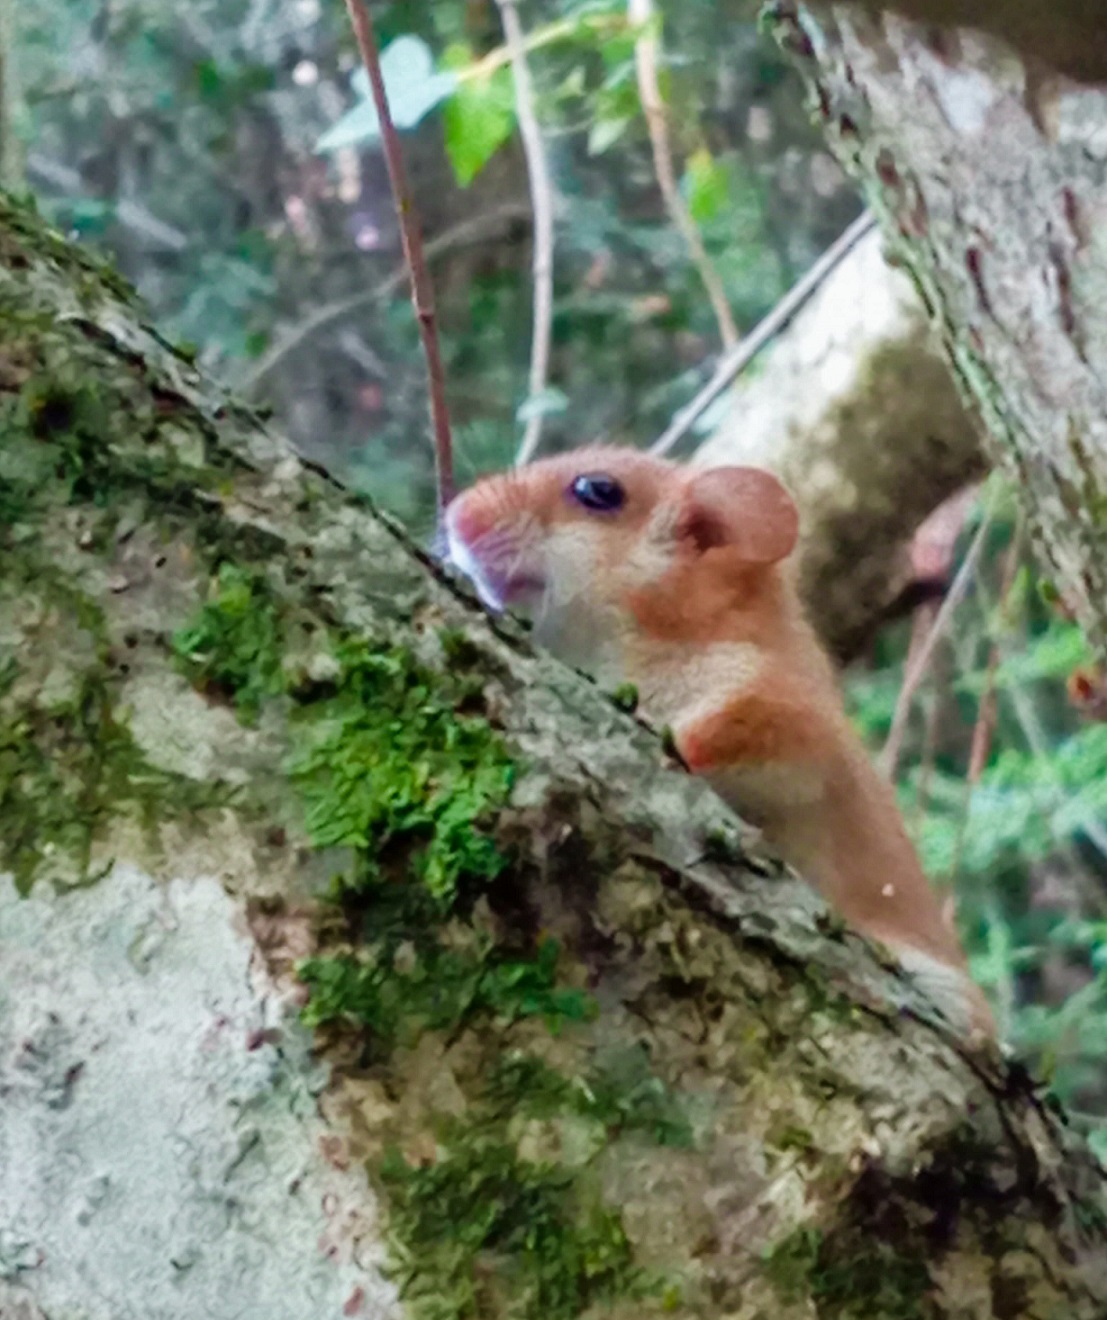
(445, 445, 993, 1042)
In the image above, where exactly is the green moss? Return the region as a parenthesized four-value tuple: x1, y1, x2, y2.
(702, 825, 744, 865)
(0, 303, 243, 545)
(381, 1127, 642, 1320)
(172, 563, 287, 721)
(288, 636, 595, 1053)
(609, 683, 639, 714)
(763, 1225, 823, 1300)
(487, 1048, 693, 1148)
(288, 638, 514, 903)
(763, 1217, 935, 1319)
(0, 190, 137, 304)
(298, 937, 595, 1055)
(0, 648, 225, 895)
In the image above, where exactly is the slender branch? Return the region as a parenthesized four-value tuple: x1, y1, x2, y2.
(239, 204, 530, 396)
(907, 614, 946, 829)
(25, 154, 188, 251)
(0, 0, 23, 191)
(497, 0, 557, 468)
(885, 599, 940, 784)
(341, 0, 454, 513)
(629, 0, 737, 351)
(650, 208, 877, 457)
(878, 503, 994, 778)
(948, 521, 1024, 901)
(458, 14, 628, 85)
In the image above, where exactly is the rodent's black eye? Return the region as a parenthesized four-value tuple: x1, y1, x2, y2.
(569, 473, 625, 513)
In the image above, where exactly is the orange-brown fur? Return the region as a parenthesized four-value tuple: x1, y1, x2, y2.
(445, 446, 993, 1041)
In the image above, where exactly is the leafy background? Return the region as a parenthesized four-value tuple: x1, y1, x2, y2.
(12, 0, 1107, 1156)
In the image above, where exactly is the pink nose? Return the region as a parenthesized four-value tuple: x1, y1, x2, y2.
(445, 490, 491, 548)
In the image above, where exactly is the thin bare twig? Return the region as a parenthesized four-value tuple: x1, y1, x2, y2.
(497, 0, 557, 468)
(878, 503, 994, 778)
(628, 0, 737, 351)
(908, 616, 946, 830)
(26, 154, 187, 250)
(459, 13, 627, 86)
(887, 599, 941, 784)
(948, 519, 1024, 884)
(240, 204, 530, 397)
(650, 208, 877, 457)
(0, 0, 23, 191)
(342, 0, 454, 513)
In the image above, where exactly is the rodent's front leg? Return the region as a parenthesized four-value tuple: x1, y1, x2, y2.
(674, 681, 834, 776)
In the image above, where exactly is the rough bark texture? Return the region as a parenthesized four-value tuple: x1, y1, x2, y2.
(696, 225, 984, 662)
(2, 196, 1106, 1319)
(767, 2, 1107, 659)
(862, 1, 1107, 87)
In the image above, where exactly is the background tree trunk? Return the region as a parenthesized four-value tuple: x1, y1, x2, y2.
(768, 0, 1107, 657)
(698, 223, 984, 662)
(2, 196, 1106, 1317)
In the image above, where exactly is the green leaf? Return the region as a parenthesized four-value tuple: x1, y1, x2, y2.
(516, 387, 569, 423)
(443, 66, 516, 187)
(316, 35, 458, 154)
(587, 116, 630, 156)
(684, 147, 730, 225)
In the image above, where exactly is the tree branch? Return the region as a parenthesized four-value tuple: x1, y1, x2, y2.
(496, 0, 557, 469)
(342, 0, 454, 513)
(650, 208, 876, 456)
(239, 204, 530, 397)
(25, 153, 188, 252)
(0, 0, 22, 191)
(880, 503, 993, 778)
(628, 0, 738, 352)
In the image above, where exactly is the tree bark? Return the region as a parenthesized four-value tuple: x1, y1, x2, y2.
(696, 223, 984, 662)
(767, 1, 1107, 659)
(1, 195, 1105, 1318)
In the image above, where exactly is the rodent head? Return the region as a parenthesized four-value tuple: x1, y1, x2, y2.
(445, 445, 798, 677)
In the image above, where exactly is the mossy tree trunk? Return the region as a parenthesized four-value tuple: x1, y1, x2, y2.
(1, 196, 1106, 1319)
(768, 1, 1107, 658)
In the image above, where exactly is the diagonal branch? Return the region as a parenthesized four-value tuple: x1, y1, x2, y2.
(497, 0, 557, 469)
(650, 208, 876, 457)
(879, 503, 994, 779)
(341, 0, 454, 513)
(0, 0, 22, 190)
(239, 204, 530, 397)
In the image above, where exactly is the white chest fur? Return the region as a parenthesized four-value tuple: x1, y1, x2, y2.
(628, 638, 762, 729)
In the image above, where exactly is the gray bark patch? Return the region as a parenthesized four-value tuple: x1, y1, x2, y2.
(0, 865, 395, 1320)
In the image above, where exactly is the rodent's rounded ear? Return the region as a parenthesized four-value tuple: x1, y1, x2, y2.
(676, 466, 799, 564)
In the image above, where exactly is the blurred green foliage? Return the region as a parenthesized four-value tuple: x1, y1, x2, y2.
(846, 495, 1107, 1159)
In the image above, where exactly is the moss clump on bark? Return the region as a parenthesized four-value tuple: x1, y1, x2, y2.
(0, 597, 228, 895)
(288, 637, 515, 903)
(764, 1222, 934, 1319)
(0, 190, 136, 304)
(172, 564, 287, 722)
(0, 305, 240, 895)
(380, 1123, 643, 1320)
(298, 933, 595, 1056)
